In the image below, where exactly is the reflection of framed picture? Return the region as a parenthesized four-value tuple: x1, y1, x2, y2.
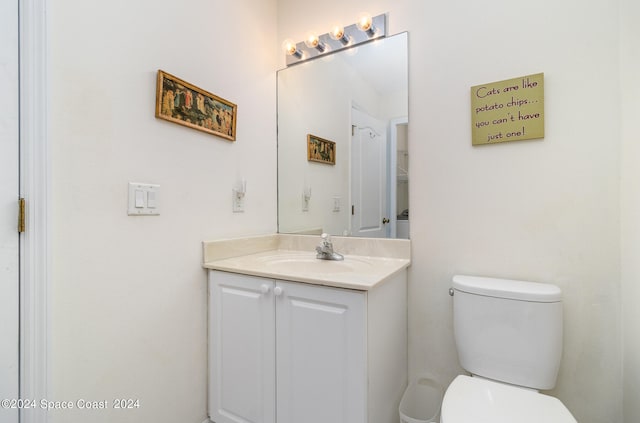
(155, 70, 237, 141)
(307, 134, 336, 165)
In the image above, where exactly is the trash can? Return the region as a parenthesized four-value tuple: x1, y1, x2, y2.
(399, 375, 443, 423)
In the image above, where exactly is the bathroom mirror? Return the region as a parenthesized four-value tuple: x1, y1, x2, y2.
(277, 32, 409, 238)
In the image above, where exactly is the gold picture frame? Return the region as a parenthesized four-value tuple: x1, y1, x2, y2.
(155, 70, 237, 141)
(307, 134, 336, 165)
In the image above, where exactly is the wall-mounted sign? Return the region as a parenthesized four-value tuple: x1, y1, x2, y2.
(470, 73, 544, 146)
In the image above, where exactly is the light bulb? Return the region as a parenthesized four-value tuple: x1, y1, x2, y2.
(329, 25, 350, 45)
(304, 34, 319, 48)
(356, 14, 376, 36)
(330, 26, 344, 39)
(282, 39, 302, 58)
(304, 34, 326, 52)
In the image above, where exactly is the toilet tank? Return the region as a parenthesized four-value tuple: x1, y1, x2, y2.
(451, 275, 563, 390)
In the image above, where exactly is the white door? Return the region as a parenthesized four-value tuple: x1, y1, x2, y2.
(351, 107, 388, 238)
(209, 271, 276, 423)
(0, 0, 20, 421)
(276, 281, 366, 423)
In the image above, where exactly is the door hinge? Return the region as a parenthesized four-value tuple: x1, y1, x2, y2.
(18, 198, 25, 233)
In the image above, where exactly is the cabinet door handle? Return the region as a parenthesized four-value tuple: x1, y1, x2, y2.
(260, 284, 271, 294)
(273, 286, 283, 297)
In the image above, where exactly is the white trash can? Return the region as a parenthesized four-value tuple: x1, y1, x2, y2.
(399, 375, 443, 423)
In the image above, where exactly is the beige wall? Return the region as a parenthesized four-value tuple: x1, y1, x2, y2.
(277, 1, 623, 422)
(50, 0, 277, 421)
(621, 0, 640, 420)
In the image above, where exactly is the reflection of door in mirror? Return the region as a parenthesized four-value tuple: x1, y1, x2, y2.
(277, 32, 409, 238)
(351, 107, 388, 238)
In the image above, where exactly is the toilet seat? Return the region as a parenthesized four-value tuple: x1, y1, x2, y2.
(441, 375, 576, 423)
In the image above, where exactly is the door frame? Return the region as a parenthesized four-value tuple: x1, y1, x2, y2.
(19, 0, 50, 422)
(388, 116, 408, 239)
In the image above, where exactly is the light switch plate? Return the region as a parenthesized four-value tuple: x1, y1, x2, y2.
(128, 182, 160, 216)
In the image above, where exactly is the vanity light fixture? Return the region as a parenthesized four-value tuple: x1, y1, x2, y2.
(284, 13, 386, 66)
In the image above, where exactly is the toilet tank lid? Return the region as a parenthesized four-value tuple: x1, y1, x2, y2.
(452, 275, 562, 303)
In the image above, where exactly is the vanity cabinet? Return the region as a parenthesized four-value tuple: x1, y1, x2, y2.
(208, 269, 407, 423)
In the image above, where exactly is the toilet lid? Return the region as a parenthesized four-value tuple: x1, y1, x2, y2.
(441, 375, 577, 423)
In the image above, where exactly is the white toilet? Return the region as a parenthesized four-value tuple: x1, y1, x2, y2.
(441, 275, 577, 423)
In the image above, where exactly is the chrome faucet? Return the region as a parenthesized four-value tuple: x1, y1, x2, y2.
(315, 233, 344, 261)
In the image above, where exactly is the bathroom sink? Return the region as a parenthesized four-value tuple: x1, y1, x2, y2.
(261, 255, 372, 274)
(203, 234, 411, 290)
(204, 246, 410, 290)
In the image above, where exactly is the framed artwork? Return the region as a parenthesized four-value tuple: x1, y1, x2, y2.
(155, 70, 237, 141)
(307, 134, 336, 165)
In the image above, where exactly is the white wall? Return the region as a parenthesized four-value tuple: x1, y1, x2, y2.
(621, 0, 640, 420)
(278, 1, 623, 422)
(50, 0, 277, 421)
(277, 57, 353, 235)
(409, 2, 622, 420)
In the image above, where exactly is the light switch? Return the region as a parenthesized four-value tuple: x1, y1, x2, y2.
(128, 182, 160, 216)
(147, 191, 157, 208)
(135, 190, 145, 208)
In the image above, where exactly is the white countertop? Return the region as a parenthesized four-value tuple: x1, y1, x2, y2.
(202, 234, 411, 291)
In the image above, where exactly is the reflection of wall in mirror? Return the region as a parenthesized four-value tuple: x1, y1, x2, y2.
(278, 57, 350, 235)
(277, 33, 409, 237)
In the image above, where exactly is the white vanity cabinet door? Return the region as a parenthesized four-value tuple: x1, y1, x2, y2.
(275, 280, 367, 423)
(209, 271, 276, 423)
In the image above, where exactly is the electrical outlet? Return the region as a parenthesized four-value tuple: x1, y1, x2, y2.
(333, 196, 341, 212)
(232, 191, 244, 213)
